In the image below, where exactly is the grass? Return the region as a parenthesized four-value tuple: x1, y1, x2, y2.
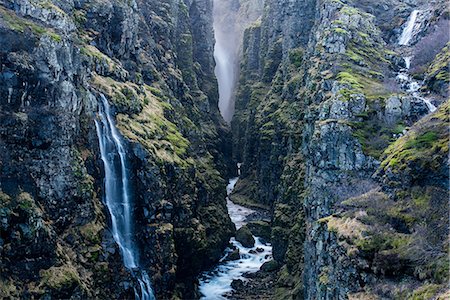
(0, 6, 61, 41)
(40, 265, 80, 290)
(381, 101, 449, 172)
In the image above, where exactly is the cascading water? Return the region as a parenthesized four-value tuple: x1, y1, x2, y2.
(397, 10, 437, 113)
(399, 10, 420, 46)
(95, 94, 156, 300)
(198, 177, 272, 299)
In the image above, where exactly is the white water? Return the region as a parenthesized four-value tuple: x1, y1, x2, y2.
(399, 10, 420, 46)
(396, 12, 437, 113)
(95, 94, 156, 300)
(199, 178, 273, 299)
(396, 56, 437, 113)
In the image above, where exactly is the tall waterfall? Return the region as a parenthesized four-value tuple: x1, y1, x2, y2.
(95, 94, 156, 300)
(213, 1, 239, 123)
(213, 0, 264, 123)
(399, 10, 420, 46)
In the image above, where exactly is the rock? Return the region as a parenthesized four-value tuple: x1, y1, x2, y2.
(231, 279, 245, 290)
(235, 226, 255, 248)
(247, 221, 271, 241)
(225, 249, 240, 261)
(260, 260, 279, 272)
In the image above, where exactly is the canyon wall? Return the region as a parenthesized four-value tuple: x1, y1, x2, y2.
(0, 0, 234, 298)
(232, 0, 449, 298)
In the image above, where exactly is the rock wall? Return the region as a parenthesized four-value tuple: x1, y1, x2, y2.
(0, 0, 234, 299)
(232, 0, 449, 299)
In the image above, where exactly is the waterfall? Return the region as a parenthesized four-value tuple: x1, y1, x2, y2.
(95, 94, 156, 300)
(399, 10, 420, 46)
(396, 10, 438, 114)
(213, 0, 239, 123)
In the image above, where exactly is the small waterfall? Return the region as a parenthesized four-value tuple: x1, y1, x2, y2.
(396, 57, 437, 113)
(95, 94, 156, 300)
(396, 11, 437, 114)
(399, 10, 420, 46)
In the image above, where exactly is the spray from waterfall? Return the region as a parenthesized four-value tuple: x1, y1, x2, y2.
(95, 94, 156, 300)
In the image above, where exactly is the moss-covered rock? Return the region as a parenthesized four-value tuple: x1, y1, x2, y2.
(425, 43, 450, 96)
(235, 225, 255, 248)
(247, 220, 271, 242)
(40, 264, 81, 295)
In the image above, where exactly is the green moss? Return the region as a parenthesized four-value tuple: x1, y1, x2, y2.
(16, 192, 35, 211)
(381, 101, 449, 172)
(0, 190, 11, 206)
(0, 280, 20, 298)
(337, 72, 363, 90)
(40, 265, 80, 290)
(427, 43, 450, 82)
(333, 27, 349, 35)
(73, 9, 87, 27)
(288, 48, 304, 68)
(340, 6, 359, 16)
(356, 232, 411, 254)
(345, 49, 364, 64)
(404, 131, 438, 149)
(80, 222, 102, 244)
(352, 117, 404, 159)
(408, 284, 441, 300)
(0, 6, 60, 41)
(319, 267, 330, 285)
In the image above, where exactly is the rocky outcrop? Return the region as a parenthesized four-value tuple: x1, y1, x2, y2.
(0, 0, 234, 299)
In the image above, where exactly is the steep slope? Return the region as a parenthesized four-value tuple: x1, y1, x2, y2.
(0, 0, 233, 299)
(232, 0, 449, 299)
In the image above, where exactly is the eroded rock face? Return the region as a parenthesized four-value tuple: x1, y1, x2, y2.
(232, 0, 449, 299)
(0, 0, 234, 298)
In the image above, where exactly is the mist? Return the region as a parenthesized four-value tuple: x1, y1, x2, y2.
(213, 0, 263, 123)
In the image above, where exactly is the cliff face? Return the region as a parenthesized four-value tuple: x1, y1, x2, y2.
(232, 0, 449, 299)
(0, 0, 233, 299)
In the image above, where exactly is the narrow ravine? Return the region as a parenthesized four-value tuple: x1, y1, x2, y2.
(198, 178, 273, 299)
(95, 95, 155, 300)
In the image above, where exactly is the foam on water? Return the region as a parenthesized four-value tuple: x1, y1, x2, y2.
(199, 178, 273, 299)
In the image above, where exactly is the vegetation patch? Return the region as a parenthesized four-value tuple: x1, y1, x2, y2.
(40, 264, 81, 291)
(0, 6, 61, 41)
(381, 101, 449, 172)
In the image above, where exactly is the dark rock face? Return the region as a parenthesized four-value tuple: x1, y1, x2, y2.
(232, 0, 449, 299)
(0, 0, 234, 299)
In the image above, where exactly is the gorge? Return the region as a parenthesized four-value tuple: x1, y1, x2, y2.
(0, 0, 449, 300)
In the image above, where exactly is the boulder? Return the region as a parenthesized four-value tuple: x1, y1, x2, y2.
(225, 249, 240, 261)
(260, 260, 279, 272)
(247, 220, 271, 241)
(235, 226, 255, 248)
